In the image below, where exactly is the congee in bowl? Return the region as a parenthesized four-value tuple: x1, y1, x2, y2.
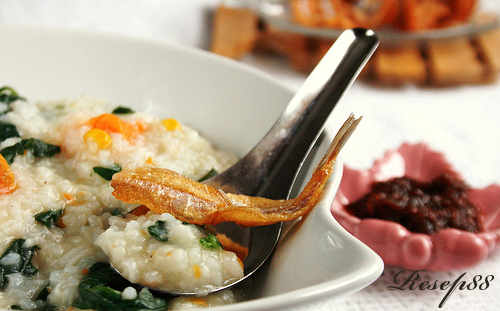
(0, 87, 242, 310)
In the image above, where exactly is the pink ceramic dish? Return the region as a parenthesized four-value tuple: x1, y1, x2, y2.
(331, 142, 500, 271)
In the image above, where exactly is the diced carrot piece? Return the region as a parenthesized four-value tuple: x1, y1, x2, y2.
(56, 217, 66, 229)
(192, 264, 202, 279)
(129, 205, 150, 216)
(63, 193, 76, 202)
(89, 113, 139, 142)
(0, 154, 16, 195)
(216, 233, 249, 262)
(135, 119, 147, 132)
(237, 257, 244, 270)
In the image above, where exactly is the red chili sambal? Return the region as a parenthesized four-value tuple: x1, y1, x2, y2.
(345, 172, 485, 235)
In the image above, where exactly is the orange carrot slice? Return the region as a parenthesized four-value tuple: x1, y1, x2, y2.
(89, 113, 139, 142)
(0, 154, 16, 195)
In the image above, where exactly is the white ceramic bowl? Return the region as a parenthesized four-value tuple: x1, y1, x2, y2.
(0, 25, 383, 311)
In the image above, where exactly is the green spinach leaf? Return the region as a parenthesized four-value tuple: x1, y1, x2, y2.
(0, 239, 39, 291)
(0, 122, 20, 143)
(0, 138, 61, 165)
(198, 168, 218, 182)
(34, 209, 64, 229)
(199, 234, 222, 250)
(73, 262, 170, 311)
(0, 86, 25, 105)
(93, 163, 122, 181)
(112, 106, 135, 114)
(110, 208, 124, 216)
(0, 266, 6, 291)
(0, 86, 25, 115)
(148, 220, 169, 242)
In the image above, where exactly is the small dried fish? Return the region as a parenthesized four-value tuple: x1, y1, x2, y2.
(111, 114, 361, 226)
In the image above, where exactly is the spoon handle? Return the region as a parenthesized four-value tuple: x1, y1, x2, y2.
(207, 28, 379, 198)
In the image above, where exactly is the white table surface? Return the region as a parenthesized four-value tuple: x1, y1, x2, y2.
(1, 1, 499, 310)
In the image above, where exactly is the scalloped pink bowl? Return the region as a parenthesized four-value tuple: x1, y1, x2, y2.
(332, 142, 500, 271)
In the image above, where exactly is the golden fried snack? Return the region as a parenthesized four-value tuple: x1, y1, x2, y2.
(290, 0, 477, 32)
(335, 0, 400, 29)
(111, 115, 361, 227)
(396, 0, 451, 31)
(441, 0, 477, 27)
(290, 0, 346, 27)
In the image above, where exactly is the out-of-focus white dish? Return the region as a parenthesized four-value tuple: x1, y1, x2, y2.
(0, 25, 383, 310)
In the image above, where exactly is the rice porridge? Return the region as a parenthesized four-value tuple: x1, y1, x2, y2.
(0, 87, 242, 310)
(96, 211, 244, 295)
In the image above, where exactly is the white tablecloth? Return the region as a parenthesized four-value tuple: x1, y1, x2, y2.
(1, 1, 499, 310)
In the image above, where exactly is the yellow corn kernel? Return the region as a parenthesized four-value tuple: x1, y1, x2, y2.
(161, 118, 181, 131)
(192, 264, 201, 279)
(84, 128, 112, 149)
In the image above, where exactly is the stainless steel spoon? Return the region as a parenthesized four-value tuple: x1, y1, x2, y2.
(202, 28, 378, 294)
(112, 28, 378, 296)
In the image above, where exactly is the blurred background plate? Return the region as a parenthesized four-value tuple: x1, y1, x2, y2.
(258, 0, 500, 46)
